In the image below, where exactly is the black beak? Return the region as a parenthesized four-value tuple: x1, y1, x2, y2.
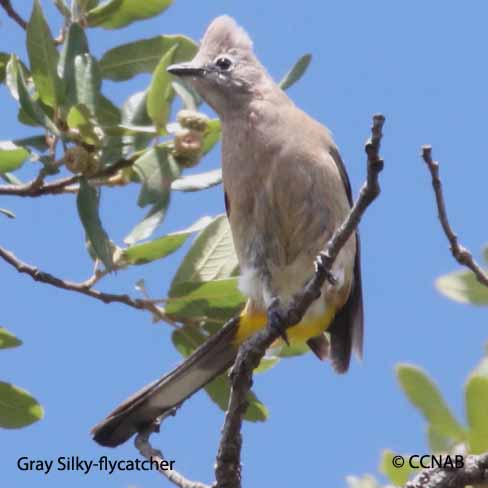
(167, 63, 206, 77)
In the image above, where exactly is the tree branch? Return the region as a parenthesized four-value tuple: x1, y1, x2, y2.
(0, 245, 175, 324)
(421, 145, 488, 287)
(135, 420, 211, 488)
(0, 0, 27, 30)
(214, 114, 385, 488)
(405, 452, 488, 488)
(0, 157, 134, 197)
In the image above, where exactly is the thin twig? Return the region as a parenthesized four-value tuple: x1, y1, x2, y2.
(0, 0, 27, 30)
(0, 246, 177, 324)
(135, 421, 210, 488)
(421, 145, 488, 287)
(405, 452, 488, 488)
(0, 157, 135, 197)
(214, 114, 385, 488)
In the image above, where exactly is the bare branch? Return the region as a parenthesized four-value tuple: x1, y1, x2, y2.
(135, 421, 211, 488)
(0, 174, 78, 197)
(0, 0, 27, 30)
(0, 157, 134, 197)
(0, 245, 176, 324)
(421, 145, 488, 288)
(405, 452, 488, 488)
(214, 114, 385, 488)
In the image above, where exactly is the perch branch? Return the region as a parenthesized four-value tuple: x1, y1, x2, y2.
(0, 0, 27, 30)
(421, 145, 488, 287)
(135, 421, 210, 488)
(214, 114, 385, 488)
(405, 452, 488, 488)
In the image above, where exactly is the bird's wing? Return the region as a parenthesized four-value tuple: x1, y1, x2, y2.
(326, 146, 364, 373)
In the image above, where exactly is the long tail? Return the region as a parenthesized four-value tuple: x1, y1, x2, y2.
(91, 318, 239, 447)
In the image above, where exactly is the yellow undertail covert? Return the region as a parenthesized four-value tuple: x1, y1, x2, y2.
(234, 301, 337, 344)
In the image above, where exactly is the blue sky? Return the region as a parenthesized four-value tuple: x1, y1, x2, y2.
(2, 0, 488, 487)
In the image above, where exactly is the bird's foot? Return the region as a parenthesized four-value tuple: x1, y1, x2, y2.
(267, 298, 289, 345)
(314, 252, 338, 285)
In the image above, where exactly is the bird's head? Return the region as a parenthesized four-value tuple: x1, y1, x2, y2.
(167, 16, 269, 115)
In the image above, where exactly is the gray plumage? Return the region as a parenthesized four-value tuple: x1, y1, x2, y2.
(91, 15, 363, 448)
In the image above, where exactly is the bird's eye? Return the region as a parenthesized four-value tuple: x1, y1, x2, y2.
(215, 56, 233, 71)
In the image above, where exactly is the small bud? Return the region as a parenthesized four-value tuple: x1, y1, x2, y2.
(177, 110, 209, 132)
(84, 155, 101, 177)
(64, 146, 100, 176)
(173, 128, 204, 168)
(65, 146, 91, 174)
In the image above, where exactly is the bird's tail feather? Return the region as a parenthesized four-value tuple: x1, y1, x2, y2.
(91, 318, 239, 447)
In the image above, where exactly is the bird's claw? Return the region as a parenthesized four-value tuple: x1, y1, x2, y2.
(314, 253, 337, 285)
(267, 299, 289, 345)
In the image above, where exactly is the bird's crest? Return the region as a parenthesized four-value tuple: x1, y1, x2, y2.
(201, 15, 253, 55)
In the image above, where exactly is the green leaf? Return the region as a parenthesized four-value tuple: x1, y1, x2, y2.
(67, 104, 101, 145)
(124, 201, 169, 245)
(78, 0, 100, 11)
(123, 91, 151, 123)
(27, 0, 62, 107)
(396, 364, 466, 442)
(466, 357, 488, 453)
(205, 372, 268, 422)
(0, 142, 29, 173)
(427, 424, 455, 453)
(9, 56, 59, 135)
(147, 45, 178, 131)
(166, 278, 244, 322)
(58, 22, 90, 109)
(5, 56, 29, 101)
(0, 208, 15, 219)
(380, 449, 415, 486)
(99, 35, 197, 81)
(279, 54, 312, 91)
(99, 135, 124, 166)
(0, 52, 9, 83)
(0, 381, 43, 428)
(14, 135, 49, 152)
(171, 215, 239, 287)
(86, 0, 173, 29)
(121, 90, 153, 152)
(96, 95, 121, 126)
(18, 110, 40, 127)
(436, 270, 488, 305)
(172, 79, 201, 110)
(254, 356, 280, 374)
(52, 0, 71, 17)
(59, 23, 89, 79)
(74, 54, 101, 114)
(133, 145, 180, 208)
(171, 169, 222, 192)
(276, 341, 310, 358)
(202, 119, 222, 155)
(0, 328, 22, 349)
(113, 124, 158, 135)
(171, 324, 207, 356)
(122, 216, 212, 265)
(77, 179, 114, 270)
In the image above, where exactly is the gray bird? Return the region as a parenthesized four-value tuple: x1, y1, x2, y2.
(92, 15, 363, 448)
